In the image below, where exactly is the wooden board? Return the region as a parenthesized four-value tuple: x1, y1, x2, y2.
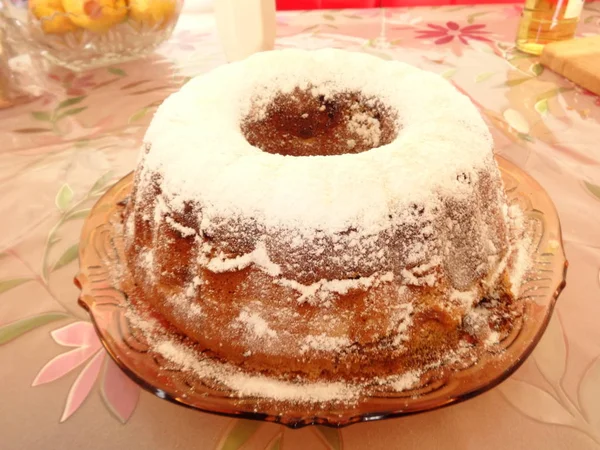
(540, 35, 600, 96)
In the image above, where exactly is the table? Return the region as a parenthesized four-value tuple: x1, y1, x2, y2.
(1, 3, 600, 449)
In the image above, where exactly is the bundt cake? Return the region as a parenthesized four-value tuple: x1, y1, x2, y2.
(122, 49, 523, 382)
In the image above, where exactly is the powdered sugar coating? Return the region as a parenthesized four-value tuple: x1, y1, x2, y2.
(127, 308, 422, 403)
(235, 308, 277, 338)
(206, 241, 281, 277)
(141, 48, 494, 234)
(275, 270, 395, 306)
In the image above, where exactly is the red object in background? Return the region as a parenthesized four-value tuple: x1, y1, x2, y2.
(382, 0, 518, 4)
(276, 1, 380, 10)
(276, 0, 521, 8)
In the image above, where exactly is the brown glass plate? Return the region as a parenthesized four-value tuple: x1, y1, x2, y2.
(75, 156, 567, 429)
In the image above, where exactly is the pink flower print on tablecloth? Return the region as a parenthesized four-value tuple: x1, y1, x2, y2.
(580, 88, 600, 107)
(33, 321, 140, 423)
(415, 22, 492, 56)
(48, 72, 96, 97)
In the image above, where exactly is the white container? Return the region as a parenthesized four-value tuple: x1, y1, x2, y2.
(214, 0, 276, 62)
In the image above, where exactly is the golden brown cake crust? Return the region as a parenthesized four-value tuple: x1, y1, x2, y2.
(122, 159, 517, 381)
(122, 49, 520, 382)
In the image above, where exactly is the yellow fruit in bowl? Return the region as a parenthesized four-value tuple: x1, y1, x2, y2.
(61, 0, 127, 33)
(29, 0, 78, 34)
(129, 0, 177, 28)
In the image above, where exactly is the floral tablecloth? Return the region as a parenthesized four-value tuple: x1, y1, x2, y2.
(2, 2, 600, 449)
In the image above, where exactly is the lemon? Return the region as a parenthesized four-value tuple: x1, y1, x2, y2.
(29, 0, 78, 34)
(129, 0, 177, 28)
(61, 0, 127, 33)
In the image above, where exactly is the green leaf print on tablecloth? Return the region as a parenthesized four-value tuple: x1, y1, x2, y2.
(266, 433, 283, 450)
(475, 72, 495, 83)
(215, 420, 344, 450)
(585, 182, 600, 201)
(535, 98, 549, 115)
(42, 173, 114, 280)
(466, 11, 489, 24)
(55, 184, 74, 211)
(217, 420, 261, 450)
(12, 128, 53, 134)
(108, 67, 127, 77)
(441, 68, 457, 79)
(501, 379, 578, 426)
(129, 107, 152, 123)
(0, 172, 116, 321)
(0, 169, 141, 423)
(64, 209, 92, 222)
(90, 171, 115, 195)
(314, 426, 343, 450)
(530, 63, 544, 76)
(533, 314, 567, 383)
(579, 357, 600, 432)
(56, 107, 88, 121)
(500, 313, 600, 444)
(0, 313, 68, 344)
(57, 96, 86, 109)
(30, 96, 89, 134)
(52, 244, 79, 272)
(0, 278, 32, 295)
(32, 111, 52, 121)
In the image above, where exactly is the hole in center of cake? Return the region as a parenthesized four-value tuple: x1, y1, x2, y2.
(242, 87, 398, 157)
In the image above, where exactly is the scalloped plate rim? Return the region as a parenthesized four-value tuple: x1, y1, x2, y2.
(75, 156, 568, 429)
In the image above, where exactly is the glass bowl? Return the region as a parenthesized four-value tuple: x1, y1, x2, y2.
(75, 156, 567, 428)
(23, 0, 182, 71)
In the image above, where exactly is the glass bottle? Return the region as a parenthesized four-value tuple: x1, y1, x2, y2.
(516, 0, 584, 55)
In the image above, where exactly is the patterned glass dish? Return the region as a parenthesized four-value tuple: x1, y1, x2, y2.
(75, 156, 567, 429)
(18, 0, 182, 71)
